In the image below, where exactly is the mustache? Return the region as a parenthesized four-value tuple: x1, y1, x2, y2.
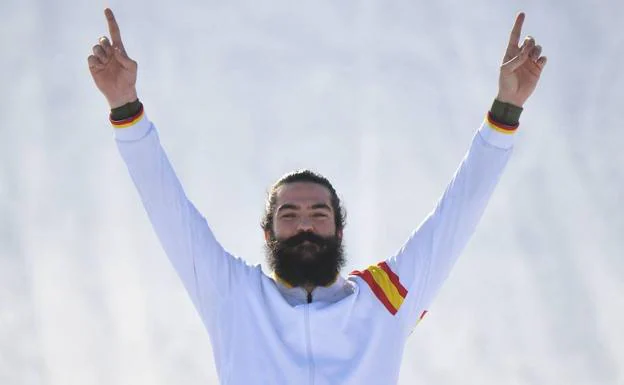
(278, 231, 327, 248)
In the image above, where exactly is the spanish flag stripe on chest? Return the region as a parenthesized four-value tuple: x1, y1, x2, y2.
(351, 262, 408, 315)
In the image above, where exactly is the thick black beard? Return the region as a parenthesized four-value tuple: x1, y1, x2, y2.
(266, 231, 346, 288)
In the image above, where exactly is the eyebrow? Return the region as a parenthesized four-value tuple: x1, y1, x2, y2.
(310, 203, 332, 211)
(276, 203, 332, 213)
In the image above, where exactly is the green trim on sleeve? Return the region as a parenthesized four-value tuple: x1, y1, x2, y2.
(489, 99, 523, 127)
(110, 99, 142, 121)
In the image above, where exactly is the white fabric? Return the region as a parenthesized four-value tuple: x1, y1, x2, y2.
(113, 112, 515, 384)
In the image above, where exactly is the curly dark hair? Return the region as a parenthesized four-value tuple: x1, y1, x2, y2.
(261, 169, 346, 234)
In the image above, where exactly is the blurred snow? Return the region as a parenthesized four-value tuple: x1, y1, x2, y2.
(1, 0, 622, 384)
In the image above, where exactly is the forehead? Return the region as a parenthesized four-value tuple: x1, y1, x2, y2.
(274, 182, 333, 207)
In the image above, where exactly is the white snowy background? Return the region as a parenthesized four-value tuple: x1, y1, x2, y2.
(1, 0, 623, 384)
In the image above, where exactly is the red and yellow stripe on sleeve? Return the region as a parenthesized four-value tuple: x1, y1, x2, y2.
(486, 111, 518, 135)
(351, 262, 408, 315)
(110, 104, 145, 128)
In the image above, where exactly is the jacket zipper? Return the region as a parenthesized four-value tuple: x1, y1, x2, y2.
(305, 292, 315, 385)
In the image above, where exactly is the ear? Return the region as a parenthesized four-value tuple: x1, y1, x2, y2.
(264, 229, 272, 243)
(337, 229, 343, 240)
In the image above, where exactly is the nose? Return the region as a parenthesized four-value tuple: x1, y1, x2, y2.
(296, 217, 314, 232)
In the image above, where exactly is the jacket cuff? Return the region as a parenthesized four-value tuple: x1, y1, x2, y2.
(110, 104, 152, 141)
(489, 99, 523, 126)
(477, 112, 518, 150)
(110, 99, 142, 121)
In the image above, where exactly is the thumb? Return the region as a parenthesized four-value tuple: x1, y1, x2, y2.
(113, 46, 135, 69)
(501, 44, 530, 74)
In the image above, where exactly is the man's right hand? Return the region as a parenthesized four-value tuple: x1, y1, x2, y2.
(88, 8, 138, 109)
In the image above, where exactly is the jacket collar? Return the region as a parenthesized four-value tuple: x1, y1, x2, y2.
(273, 274, 354, 306)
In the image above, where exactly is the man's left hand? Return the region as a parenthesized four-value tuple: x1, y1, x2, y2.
(497, 12, 547, 108)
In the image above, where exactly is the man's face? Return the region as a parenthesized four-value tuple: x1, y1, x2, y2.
(265, 182, 345, 288)
(269, 182, 338, 241)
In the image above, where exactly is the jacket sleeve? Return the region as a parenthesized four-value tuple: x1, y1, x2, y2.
(354, 115, 517, 332)
(112, 110, 251, 322)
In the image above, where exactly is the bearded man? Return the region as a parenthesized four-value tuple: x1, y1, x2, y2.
(88, 8, 546, 384)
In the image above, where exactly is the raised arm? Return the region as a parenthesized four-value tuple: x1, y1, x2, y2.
(87, 9, 250, 320)
(358, 13, 547, 331)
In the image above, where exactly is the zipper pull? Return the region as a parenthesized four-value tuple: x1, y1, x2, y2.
(307, 292, 312, 304)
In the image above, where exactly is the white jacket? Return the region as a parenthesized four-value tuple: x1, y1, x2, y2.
(112, 109, 517, 385)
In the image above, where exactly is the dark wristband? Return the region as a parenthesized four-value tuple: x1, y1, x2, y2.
(110, 99, 142, 121)
(489, 99, 523, 127)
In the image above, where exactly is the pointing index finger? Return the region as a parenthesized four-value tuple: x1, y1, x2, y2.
(507, 12, 525, 51)
(105, 8, 124, 49)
